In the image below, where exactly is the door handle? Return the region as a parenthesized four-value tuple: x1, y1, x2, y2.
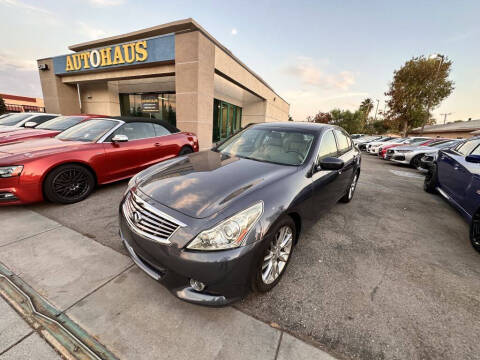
(154, 143, 161, 147)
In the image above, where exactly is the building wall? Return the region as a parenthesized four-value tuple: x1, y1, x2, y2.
(417, 131, 475, 139)
(79, 82, 121, 116)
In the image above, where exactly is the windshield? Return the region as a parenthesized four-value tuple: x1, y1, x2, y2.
(427, 139, 450, 147)
(216, 127, 315, 165)
(0, 113, 31, 126)
(37, 116, 86, 131)
(56, 119, 117, 142)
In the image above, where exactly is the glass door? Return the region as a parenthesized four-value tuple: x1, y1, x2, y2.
(213, 99, 242, 143)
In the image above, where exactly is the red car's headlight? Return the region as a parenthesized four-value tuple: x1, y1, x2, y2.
(0, 166, 23, 178)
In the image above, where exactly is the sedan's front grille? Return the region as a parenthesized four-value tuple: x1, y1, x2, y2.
(122, 191, 185, 244)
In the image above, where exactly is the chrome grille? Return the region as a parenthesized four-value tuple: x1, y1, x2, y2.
(122, 191, 185, 244)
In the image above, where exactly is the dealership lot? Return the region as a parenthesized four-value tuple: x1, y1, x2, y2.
(12, 155, 476, 359)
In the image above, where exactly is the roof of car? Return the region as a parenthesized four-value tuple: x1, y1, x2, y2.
(110, 116, 180, 133)
(251, 121, 334, 133)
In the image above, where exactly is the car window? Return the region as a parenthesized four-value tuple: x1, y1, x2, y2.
(24, 115, 56, 126)
(334, 130, 350, 153)
(37, 116, 85, 131)
(456, 139, 480, 156)
(107, 122, 155, 141)
(57, 119, 118, 142)
(0, 113, 31, 126)
(153, 123, 171, 137)
(317, 130, 338, 160)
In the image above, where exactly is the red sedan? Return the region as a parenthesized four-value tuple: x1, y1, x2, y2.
(0, 117, 199, 205)
(0, 115, 104, 145)
(379, 137, 435, 159)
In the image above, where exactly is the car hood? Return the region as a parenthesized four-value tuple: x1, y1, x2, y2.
(136, 150, 297, 219)
(0, 137, 89, 164)
(0, 129, 57, 142)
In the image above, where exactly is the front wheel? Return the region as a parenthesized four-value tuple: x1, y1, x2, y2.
(423, 164, 438, 194)
(470, 213, 480, 253)
(410, 154, 423, 170)
(178, 146, 193, 156)
(252, 216, 296, 293)
(44, 164, 95, 204)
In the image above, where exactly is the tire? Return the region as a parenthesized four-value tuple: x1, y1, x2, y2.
(470, 213, 480, 253)
(410, 154, 423, 170)
(178, 146, 193, 156)
(423, 163, 438, 194)
(44, 164, 95, 204)
(252, 216, 296, 293)
(340, 170, 359, 203)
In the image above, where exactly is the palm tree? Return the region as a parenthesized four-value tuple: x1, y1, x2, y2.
(360, 98, 374, 116)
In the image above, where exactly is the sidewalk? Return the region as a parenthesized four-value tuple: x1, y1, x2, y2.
(0, 207, 337, 360)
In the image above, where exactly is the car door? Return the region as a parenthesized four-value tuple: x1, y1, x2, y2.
(102, 122, 160, 181)
(310, 130, 343, 218)
(438, 139, 480, 203)
(333, 129, 355, 196)
(151, 123, 180, 160)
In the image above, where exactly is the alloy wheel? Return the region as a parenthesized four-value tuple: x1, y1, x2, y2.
(471, 215, 480, 250)
(261, 226, 293, 284)
(52, 168, 91, 202)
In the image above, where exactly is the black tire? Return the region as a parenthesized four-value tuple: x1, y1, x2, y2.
(44, 164, 95, 204)
(423, 163, 438, 194)
(252, 216, 296, 293)
(470, 213, 480, 253)
(340, 170, 359, 203)
(411, 154, 423, 169)
(178, 146, 193, 156)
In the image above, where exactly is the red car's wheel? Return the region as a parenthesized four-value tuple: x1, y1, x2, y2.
(44, 164, 95, 204)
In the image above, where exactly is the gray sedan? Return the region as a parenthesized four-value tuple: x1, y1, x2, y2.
(390, 140, 460, 169)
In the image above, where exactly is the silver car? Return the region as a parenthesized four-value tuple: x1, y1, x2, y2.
(390, 139, 459, 169)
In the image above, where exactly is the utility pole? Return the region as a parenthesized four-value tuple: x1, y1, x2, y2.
(440, 112, 452, 124)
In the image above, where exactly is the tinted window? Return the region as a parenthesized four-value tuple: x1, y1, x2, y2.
(317, 131, 338, 160)
(37, 116, 85, 131)
(457, 139, 480, 156)
(153, 123, 171, 137)
(334, 130, 350, 153)
(25, 115, 56, 126)
(107, 122, 155, 141)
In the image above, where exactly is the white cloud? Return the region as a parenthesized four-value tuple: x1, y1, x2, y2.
(76, 21, 113, 40)
(231, 28, 238, 35)
(285, 57, 355, 90)
(0, 52, 37, 71)
(0, 0, 51, 14)
(88, 0, 125, 7)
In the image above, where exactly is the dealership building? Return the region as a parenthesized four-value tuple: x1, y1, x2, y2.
(37, 18, 289, 148)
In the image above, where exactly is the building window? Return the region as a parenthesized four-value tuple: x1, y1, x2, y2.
(213, 99, 242, 143)
(119, 93, 176, 127)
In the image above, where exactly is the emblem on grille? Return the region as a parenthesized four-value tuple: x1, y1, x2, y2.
(132, 211, 142, 224)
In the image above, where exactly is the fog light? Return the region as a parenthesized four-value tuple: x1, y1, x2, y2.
(190, 279, 205, 292)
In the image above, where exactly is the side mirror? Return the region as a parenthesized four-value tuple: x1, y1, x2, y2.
(24, 121, 38, 128)
(112, 134, 128, 143)
(465, 154, 480, 163)
(318, 157, 344, 171)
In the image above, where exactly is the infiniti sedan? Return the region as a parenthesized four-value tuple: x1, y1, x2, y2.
(119, 122, 361, 306)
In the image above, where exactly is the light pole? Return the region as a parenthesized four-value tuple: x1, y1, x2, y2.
(421, 54, 445, 134)
(440, 112, 452, 124)
(373, 99, 380, 122)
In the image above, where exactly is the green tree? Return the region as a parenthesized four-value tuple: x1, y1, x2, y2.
(359, 98, 374, 123)
(385, 55, 454, 136)
(0, 96, 6, 115)
(312, 111, 332, 124)
(329, 109, 364, 134)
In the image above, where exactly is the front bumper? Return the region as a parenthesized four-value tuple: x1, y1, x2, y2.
(391, 154, 410, 164)
(0, 177, 42, 206)
(119, 209, 266, 306)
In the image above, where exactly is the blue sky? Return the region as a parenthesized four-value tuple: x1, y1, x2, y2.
(0, 0, 478, 123)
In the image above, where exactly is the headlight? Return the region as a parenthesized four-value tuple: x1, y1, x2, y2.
(396, 150, 411, 153)
(0, 166, 23, 178)
(187, 201, 263, 251)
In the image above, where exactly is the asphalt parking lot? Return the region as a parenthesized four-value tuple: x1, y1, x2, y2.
(27, 155, 480, 360)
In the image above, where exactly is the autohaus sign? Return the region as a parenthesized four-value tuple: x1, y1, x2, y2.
(52, 34, 175, 75)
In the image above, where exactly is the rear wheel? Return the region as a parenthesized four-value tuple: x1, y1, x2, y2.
(411, 154, 423, 169)
(252, 216, 295, 293)
(340, 171, 359, 203)
(423, 163, 438, 194)
(44, 164, 95, 204)
(178, 146, 193, 156)
(470, 213, 480, 253)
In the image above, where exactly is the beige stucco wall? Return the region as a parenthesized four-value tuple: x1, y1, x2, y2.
(79, 82, 120, 116)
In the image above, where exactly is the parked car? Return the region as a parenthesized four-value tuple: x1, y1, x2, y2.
(0, 115, 104, 144)
(424, 137, 480, 252)
(382, 137, 433, 160)
(366, 137, 402, 154)
(420, 140, 462, 170)
(357, 136, 385, 151)
(390, 139, 456, 169)
(350, 134, 364, 139)
(0, 113, 13, 119)
(0, 117, 198, 205)
(0, 112, 59, 132)
(119, 122, 361, 306)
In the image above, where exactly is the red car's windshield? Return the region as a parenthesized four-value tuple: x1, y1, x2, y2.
(37, 116, 86, 131)
(56, 119, 117, 142)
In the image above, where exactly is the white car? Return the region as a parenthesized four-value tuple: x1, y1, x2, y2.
(0, 112, 59, 132)
(366, 137, 403, 154)
(390, 139, 459, 169)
